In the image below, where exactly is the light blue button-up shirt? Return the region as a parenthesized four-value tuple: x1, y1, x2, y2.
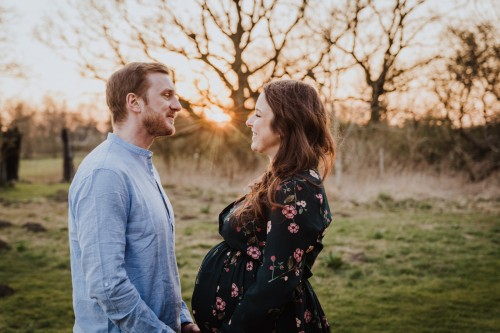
(68, 133, 192, 333)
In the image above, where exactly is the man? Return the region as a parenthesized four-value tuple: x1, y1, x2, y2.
(68, 62, 200, 333)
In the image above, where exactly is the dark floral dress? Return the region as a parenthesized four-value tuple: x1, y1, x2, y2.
(192, 170, 332, 333)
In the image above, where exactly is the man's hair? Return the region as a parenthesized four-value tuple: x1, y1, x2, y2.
(106, 62, 171, 124)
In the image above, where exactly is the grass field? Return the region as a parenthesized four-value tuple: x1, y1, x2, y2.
(0, 157, 499, 332)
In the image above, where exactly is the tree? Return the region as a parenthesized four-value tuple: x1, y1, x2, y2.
(0, 6, 22, 78)
(431, 22, 500, 180)
(433, 23, 499, 127)
(36, 0, 333, 130)
(318, 0, 450, 124)
(0, 5, 24, 187)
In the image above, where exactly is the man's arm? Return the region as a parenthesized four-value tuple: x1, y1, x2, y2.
(75, 168, 176, 333)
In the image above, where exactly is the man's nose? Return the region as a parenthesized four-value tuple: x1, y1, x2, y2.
(171, 97, 182, 112)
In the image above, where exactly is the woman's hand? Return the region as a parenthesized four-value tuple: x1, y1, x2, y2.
(181, 323, 201, 333)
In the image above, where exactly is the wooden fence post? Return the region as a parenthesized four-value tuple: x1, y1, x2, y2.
(379, 148, 385, 176)
(61, 128, 74, 182)
(0, 128, 6, 187)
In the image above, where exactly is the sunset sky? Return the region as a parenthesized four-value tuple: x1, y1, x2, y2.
(2, 0, 104, 106)
(1, 0, 497, 120)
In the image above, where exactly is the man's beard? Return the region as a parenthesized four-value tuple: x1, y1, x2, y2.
(142, 105, 175, 137)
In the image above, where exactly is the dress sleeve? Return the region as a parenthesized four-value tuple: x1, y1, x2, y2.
(75, 168, 175, 333)
(222, 177, 326, 332)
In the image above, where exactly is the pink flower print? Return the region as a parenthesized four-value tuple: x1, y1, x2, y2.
(267, 221, 272, 234)
(236, 226, 241, 232)
(284, 276, 288, 281)
(288, 223, 300, 233)
(246, 261, 253, 271)
(247, 246, 261, 260)
(294, 248, 304, 262)
(215, 297, 226, 311)
(315, 193, 323, 204)
(270, 255, 276, 262)
(297, 200, 307, 208)
(269, 265, 274, 270)
(297, 185, 302, 191)
(295, 268, 301, 276)
(304, 310, 312, 323)
(282, 205, 297, 219)
(306, 245, 314, 253)
(296, 317, 302, 327)
(231, 283, 239, 297)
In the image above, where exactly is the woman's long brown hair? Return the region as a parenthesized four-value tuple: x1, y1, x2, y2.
(234, 80, 335, 225)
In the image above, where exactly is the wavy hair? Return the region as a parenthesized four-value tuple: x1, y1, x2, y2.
(235, 80, 335, 224)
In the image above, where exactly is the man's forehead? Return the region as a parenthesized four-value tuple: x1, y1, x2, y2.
(147, 72, 175, 90)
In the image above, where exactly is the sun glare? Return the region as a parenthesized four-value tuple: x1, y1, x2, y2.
(204, 106, 231, 125)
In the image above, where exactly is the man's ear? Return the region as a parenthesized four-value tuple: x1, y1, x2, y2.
(126, 93, 143, 114)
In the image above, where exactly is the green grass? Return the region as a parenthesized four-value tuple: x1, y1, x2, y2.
(0, 242, 73, 333)
(0, 183, 69, 203)
(0, 163, 499, 332)
(312, 211, 500, 332)
(18, 154, 86, 183)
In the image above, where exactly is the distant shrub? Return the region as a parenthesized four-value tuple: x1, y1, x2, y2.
(325, 251, 343, 270)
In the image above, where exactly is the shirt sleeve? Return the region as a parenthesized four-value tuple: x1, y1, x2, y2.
(222, 178, 326, 332)
(75, 168, 176, 333)
(180, 300, 194, 325)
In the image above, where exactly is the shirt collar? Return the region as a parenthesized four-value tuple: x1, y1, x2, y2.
(107, 133, 153, 158)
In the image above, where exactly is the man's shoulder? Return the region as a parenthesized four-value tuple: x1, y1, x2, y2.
(73, 140, 131, 182)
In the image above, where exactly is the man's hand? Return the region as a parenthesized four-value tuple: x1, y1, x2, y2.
(181, 323, 201, 333)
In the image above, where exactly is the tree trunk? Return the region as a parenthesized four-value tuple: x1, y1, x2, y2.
(230, 90, 251, 131)
(370, 86, 382, 124)
(3, 127, 22, 183)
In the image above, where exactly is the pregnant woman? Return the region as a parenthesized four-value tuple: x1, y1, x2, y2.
(192, 79, 335, 333)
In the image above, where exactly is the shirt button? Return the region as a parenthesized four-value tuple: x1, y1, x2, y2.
(104, 282, 109, 287)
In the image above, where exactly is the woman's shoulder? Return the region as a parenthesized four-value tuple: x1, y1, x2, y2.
(275, 170, 324, 201)
(279, 169, 323, 187)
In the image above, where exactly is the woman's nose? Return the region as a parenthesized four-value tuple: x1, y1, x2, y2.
(246, 115, 254, 127)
